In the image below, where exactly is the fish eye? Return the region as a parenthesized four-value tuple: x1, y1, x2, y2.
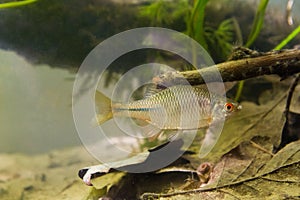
(224, 103, 234, 112)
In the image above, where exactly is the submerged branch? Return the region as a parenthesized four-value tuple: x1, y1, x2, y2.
(153, 48, 300, 87)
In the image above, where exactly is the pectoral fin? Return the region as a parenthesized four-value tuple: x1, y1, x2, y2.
(140, 123, 164, 141)
(199, 119, 224, 158)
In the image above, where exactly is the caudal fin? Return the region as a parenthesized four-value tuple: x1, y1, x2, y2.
(95, 91, 113, 125)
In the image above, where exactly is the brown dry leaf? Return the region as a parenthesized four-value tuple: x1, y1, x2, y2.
(141, 140, 300, 200)
(139, 88, 300, 199)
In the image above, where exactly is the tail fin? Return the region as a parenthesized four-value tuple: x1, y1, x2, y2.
(95, 91, 113, 125)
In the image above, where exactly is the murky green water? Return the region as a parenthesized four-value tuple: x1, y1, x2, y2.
(0, 49, 80, 154)
(0, 0, 298, 156)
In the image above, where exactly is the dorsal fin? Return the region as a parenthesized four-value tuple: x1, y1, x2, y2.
(144, 83, 166, 98)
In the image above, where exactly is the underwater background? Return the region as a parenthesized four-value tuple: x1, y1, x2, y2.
(1, 0, 299, 155)
(1, 0, 300, 199)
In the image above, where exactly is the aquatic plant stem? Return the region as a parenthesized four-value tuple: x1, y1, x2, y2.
(234, 80, 244, 102)
(0, 0, 38, 9)
(245, 0, 269, 48)
(188, 0, 209, 50)
(187, 0, 210, 68)
(274, 25, 300, 50)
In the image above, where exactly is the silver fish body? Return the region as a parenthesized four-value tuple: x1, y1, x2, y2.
(96, 85, 240, 130)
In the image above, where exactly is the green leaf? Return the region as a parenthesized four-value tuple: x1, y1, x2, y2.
(274, 25, 300, 50)
(0, 0, 38, 9)
(245, 0, 269, 47)
(188, 0, 209, 49)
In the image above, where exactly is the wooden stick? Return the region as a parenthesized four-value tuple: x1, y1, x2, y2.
(153, 49, 300, 87)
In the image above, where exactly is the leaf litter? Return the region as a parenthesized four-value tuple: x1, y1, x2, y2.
(77, 81, 300, 200)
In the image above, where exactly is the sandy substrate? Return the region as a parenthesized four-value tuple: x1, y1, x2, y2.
(0, 146, 98, 200)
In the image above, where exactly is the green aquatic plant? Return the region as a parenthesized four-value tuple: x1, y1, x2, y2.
(187, 0, 209, 50)
(140, 0, 240, 63)
(139, 0, 210, 49)
(139, 0, 209, 70)
(235, 0, 269, 101)
(205, 18, 242, 62)
(139, 0, 189, 27)
(274, 25, 300, 50)
(0, 0, 38, 9)
(245, 0, 269, 48)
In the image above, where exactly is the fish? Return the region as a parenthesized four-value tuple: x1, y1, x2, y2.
(95, 85, 241, 135)
(79, 86, 241, 186)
